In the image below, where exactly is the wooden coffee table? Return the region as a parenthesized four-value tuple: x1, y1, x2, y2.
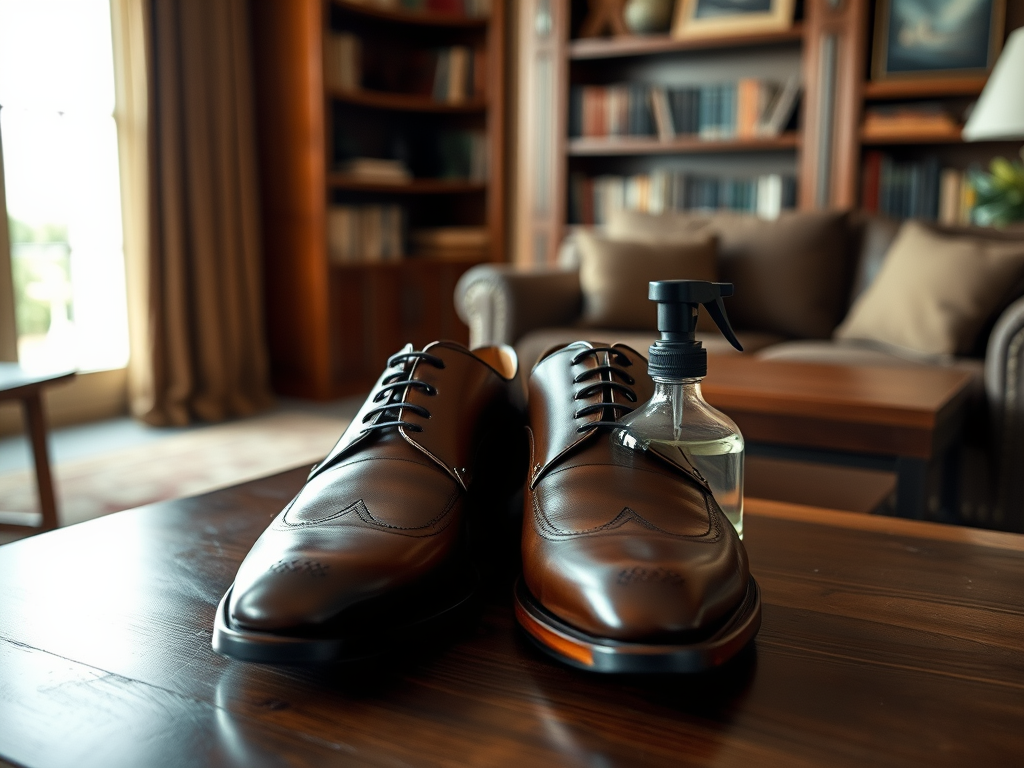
(702, 355, 974, 520)
(1, 468, 1021, 767)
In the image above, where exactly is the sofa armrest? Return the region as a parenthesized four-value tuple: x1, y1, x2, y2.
(985, 295, 1024, 529)
(455, 264, 582, 348)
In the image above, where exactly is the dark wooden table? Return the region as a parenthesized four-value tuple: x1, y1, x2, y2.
(1, 467, 1021, 768)
(0, 364, 75, 533)
(702, 355, 974, 519)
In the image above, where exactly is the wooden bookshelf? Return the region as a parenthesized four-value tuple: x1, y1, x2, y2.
(567, 133, 801, 156)
(251, 0, 505, 398)
(516, 1, 811, 265)
(515, 0, 1022, 262)
(836, 0, 1024, 213)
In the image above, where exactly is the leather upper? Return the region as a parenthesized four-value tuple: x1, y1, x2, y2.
(228, 341, 523, 632)
(522, 342, 750, 642)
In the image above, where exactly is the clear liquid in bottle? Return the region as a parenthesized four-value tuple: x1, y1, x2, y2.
(614, 380, 744, 538)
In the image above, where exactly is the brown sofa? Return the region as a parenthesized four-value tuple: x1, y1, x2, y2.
(454, 210, 1024, 531)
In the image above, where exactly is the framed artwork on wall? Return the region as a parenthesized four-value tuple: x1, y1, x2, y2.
(671, 0, 796, 40)
(872, 0, 1006, 80)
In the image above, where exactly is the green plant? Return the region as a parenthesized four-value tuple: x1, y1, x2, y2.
(969, 157, 1024, 227)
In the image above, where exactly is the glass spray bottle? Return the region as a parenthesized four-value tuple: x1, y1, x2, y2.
(612, 280, 746, 537)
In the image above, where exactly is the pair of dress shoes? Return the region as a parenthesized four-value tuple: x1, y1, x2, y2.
(213, 340, 760, 673)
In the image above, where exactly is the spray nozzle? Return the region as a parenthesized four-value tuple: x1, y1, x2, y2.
(647, 280, 742, 379)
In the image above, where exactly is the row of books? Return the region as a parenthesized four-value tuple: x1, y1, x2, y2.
(328, 205, 405, 264)
(568, 77, 800, 141)
(345, 0, 490, 16)
(325, 34, 483, 104)
(569, 172, 798, 225)
(861, 152, 975, 224)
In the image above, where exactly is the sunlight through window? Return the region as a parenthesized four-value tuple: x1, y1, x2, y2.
(0, 0, 129, 373)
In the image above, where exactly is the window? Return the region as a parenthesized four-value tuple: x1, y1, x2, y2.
(0, 0, 129, 373)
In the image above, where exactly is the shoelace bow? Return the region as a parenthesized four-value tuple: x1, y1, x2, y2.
(360, 350, 445, 434)
(570, 347, 638, 434)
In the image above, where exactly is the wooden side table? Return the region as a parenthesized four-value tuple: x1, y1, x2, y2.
(0, 364, 75, 533)
(702, 355, 974, 520)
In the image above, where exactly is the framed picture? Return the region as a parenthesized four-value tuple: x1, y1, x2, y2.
(872, 0, 1005, 80)
(672, 0, 796, 40)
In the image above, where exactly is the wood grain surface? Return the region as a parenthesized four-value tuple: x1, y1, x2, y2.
(1, 468, 1021, 767)
(702, 356, 973, 458)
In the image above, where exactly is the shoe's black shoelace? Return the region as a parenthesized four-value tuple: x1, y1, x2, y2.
(359, 351, 445, 434)
(571, 347, 638, 433)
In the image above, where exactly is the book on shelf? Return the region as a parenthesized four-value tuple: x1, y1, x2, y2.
(324, 32, 361, 92)
(328, 205, 405, 264)
(569, 171, 797, 225)
(432, 46, 481, 104)
(861, 151, 974, 224)
(336, 157, 412, 184)
(570, 76, 799, 142)
(759, 76, 799, 137)
(861, 103, 962, 140)
(409, 226, 489, 259)
(434, 131, 487, 180)
(343, 37, 484, 103)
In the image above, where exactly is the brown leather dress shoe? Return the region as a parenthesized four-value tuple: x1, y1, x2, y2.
(214, 341, 525, 663)
(515, 341, 760, 673)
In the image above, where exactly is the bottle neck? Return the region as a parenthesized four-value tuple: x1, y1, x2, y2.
(651, 377, 704, 397)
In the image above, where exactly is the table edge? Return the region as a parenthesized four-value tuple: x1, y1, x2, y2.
(747, 497, 1024, 552)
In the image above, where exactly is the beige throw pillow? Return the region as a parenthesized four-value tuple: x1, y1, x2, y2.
(608, 209, 851, 339)
(576, 230, 718, 331)
(835, 221, 1024, 357)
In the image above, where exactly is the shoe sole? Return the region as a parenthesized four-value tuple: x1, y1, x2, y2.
(212, 570, 478, 665)
(513, 576, 761, 674)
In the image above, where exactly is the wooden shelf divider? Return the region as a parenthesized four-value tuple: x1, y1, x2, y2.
(567, 133, 800, 156)
(568, 25, 804, 59)
(253, 0, 504, 398)
(859, 127, 965, 145)
(862, 77, 987, 101)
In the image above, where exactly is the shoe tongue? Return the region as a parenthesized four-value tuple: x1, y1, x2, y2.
(528, 342, 604, 489)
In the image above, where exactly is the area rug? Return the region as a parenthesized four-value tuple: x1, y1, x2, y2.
(0, 412, 349, 533)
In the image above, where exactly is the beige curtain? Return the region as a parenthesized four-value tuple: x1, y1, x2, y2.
(112, 0, 273, 426)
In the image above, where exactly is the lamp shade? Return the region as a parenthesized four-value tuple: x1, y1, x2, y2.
(963, 27, 1024, 141)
